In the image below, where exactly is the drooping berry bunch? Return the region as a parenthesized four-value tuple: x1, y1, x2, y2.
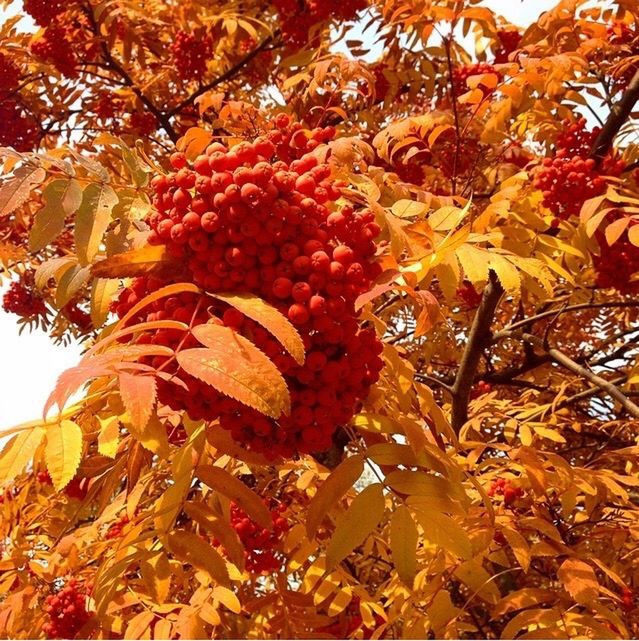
(30, 23, 79, 78)
(36, 471, 53, 485)
(42, 579, 92, 639)
(488, 478, 524, 506)
(0, 99, 39, 151)
(452, 63, 501, 98)
(171, 31, 214, 81)
(273, 0, 367, 48)
(62, 301, 93, 332)
(470, 380, 492, 399)
(0, 53, 20, 96)
(534, 119, 625, 221)
(593, 233, 639, 295)
(2, 277, 46, 319)
(105, 514, 130, 540)
(112, 115, 383, 458)
(88, 92, 124, 121)
(493, 29, 522, 63)
(23, 0, 66, 26)
(128, 111, 158, 136)
(224, 500, 289, 573)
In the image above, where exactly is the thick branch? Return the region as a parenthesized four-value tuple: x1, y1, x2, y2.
(520, 333, 639, 418)
(451, 271, 504, 432)
(590, 67, 639, 160)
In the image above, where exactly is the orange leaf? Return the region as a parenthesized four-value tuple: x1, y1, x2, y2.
(182, 324, 290, 419)
(91, 244, 177, 278)
(118, 372, 157, 432)
(212, 292, 305, 365)
(558, 558, 598, 604)
(196, 465, 273, 530)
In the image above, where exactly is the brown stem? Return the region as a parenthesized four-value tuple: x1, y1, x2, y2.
(451, 271, 504, 432)
(590, 67, 639, 161)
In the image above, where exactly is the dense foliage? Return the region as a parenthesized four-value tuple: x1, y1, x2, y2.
(1, 0, 639, 638)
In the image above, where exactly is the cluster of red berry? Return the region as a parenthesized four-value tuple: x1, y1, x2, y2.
(0, 53, 20, 94)
(65, 477, 89, 501)
(493, 29, 522, 63)
(0, 99, 39, 151)
(88, 92, 124, 121)
(62, 301, 93, 332)
(31, 23, 79, 78)
(36, 471, 53, 485)
(456, 282, 482, 309)
(534, 119, 625, 221)
(470, 380, 492, 399)
(23, 0, 66, 26)
(370, 62, 390, 101)
(221, 500, 290, 573)
(105, 514, 130, 540)
(238, 37, 274, 85)
(171, 31, 214, 81)
(42, 579, 92, 639)
(621, 587, 635, 612)
(488, 478, 524, 506)
(2, 279, 46, 318)
(112, 115, 383, 458)
(593, 234, 639, 295)
(273, 0, 367, 48)
(319, 596, 383, 638)
(128, 111, 158, 136)
(452, 62, 501, 98)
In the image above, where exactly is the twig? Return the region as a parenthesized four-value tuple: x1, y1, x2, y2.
(451, 271, 504, 432)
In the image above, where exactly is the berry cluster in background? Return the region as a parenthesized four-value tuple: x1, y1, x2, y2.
(112, 116, 384, 458)
(42, 579, 92, 639)
(171, 30, 214, 81)
(2, 278, 46, 318)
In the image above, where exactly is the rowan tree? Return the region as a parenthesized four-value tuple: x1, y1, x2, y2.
(1, 0, 639, 638)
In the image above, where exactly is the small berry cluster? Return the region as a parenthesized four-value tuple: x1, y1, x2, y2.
(456, 282, 482, 309)
(2, 278, 46, 318)
(621, 587, 635, 612)
(0, 99, 39, 151)
(0, 53, 20, 95)
(452, 63, 501, 98)
(23, 0, 66, 26)
(65, 477, 89, 500)
(273, 0, 367, 48)
(227, 501, 289, 573)
(62, 301, 93, 332)
(534, 120, 625, 221)
(88, 92, 124, 121)
(31, 23, 78, 78)
(113, 115, 383, 458)
(129, 111, 158, 136)
(470, 380, 492, 399)
(493, 29, 522, 63)
(42, 579, 91, 639)
(171, 31, 214, 81)
(488, 478, 523, 506)
(239, 38, 274, 85)
(36, 471, 53, 485)
(105, 514, 130, 540)
(593, 234, 639, 295)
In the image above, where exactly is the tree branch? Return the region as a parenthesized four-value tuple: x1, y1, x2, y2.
(590, 67, 639, 160)
(167, 34, 277, 118)
(520, 333, 639, 418)
(451, 271, 504, 432)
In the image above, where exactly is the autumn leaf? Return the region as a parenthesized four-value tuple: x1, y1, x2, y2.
(167, 530, 230, 585)
(180, 324, 290, 419)
(45, 420, 83, 491)
(0, 426, 46, 484)
(118, 372, 157, 433)
(306, 455, 364, 538)
(325, 483, 386, 569)
(211, 292, 305, 365)
(390, 505, 418, 586)
(74, 182, 119, 265)
(0, 165, 46, 217)
(558, 558, 599, 604)
(91, 244, 175, 279)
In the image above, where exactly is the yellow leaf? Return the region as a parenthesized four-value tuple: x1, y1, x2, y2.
(558, 558, 598, 604)
(391, 199, 429, 219)
(45, 420, 83, 491)
(502, 528, 531, 571)
(91, 244, 173, 279)
(74, 182, 119, 265)
(413, 510, 472, 559)
(213, 586, 241, 614)
(212, 292, 305, 365)
(306, 455, 364, 538)
(454, 560, 501, 604)
(385, 470, 467, 505)
(182, 324, 290, 419)
(0, 165, 46, 217)
(325, 483, 385, 569)
(140, 553, 171, 604)
(0, 426, 46, 484)
(390, 505, 418, 586)
(123, 611, 155, 640)
(90, 278, 120, 328)
(97, 416, 120, 458)
(196, 465, 272, 530)
(167, 531, 229, 585)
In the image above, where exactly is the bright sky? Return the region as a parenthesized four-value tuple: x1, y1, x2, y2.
(0, 0, 564, 430)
